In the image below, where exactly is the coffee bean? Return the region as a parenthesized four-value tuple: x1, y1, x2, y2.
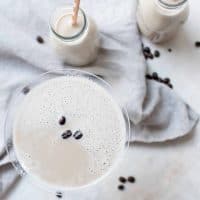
(127, 176, 135, 183)
(119, 177, 127, 183)
(143, 47, 150, 53)
(36, 36, 44, 44)
(143, 51, 149, 58)
(73, 130, 83, 140)
(168, 48, 172, 52)
(59, 116, 66, 125)
(154, 50, 160, 57)
(163, 78, 170, 84)
(149, 53, 154, 59)
(195, 41, 200, 47)
(61, 130, 72, 139)
(145, 74, 152, 79)
(56, 194, 62, 198)
(143, 51, 154, 59)
(56, 192, 62, 198)
(118, 185, 125, 191)
(152, 72, 158, 80)
(22, 86, 30, 94)
(168, 84, 173, 89)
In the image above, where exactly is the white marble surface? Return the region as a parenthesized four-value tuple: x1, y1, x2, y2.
(6, 0, 200, 199)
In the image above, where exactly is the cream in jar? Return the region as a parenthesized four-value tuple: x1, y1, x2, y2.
(136, 0, 189, 43)
(50, 5, 99, 66)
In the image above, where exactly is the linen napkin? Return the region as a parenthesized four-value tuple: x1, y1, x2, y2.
(0, 0, 198, 198)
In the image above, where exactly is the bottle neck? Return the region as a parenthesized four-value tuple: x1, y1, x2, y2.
(50, 6, 87, 41)
(158, 0, 187, 9)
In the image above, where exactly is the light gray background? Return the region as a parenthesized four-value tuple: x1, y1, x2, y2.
(3, 0, 200, 199)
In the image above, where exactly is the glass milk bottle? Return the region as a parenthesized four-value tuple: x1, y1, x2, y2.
(50, 6, 99, 66)
(136, 0, 189, 43)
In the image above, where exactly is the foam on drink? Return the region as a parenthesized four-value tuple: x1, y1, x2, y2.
(13, 76, 126, 189)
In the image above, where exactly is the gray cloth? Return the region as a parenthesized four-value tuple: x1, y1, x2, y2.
(0, 0, 198, 198)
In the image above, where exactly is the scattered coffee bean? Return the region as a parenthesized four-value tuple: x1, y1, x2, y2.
(168, 84, 173, 89)
(56, 192, 62, 198)
(163, 78, 170, 84)
(143, 47, 150, 53)
(152, 72, 158, 80)
(59, 116, 66, 125)
(36, 36, 44, 44)
(145, 74, 152, 79)
(61, 130, 72, 139)
(195, 41, 200, 47)
(119, 176, 127, 183)
(154, 50, 160, 57)
(73, 130, 83, 140)
(149, 53, 154, 59)
(127, 176, 135, 183)
(143, 51, 150, 58)
(168, 48, 172, 52)
(158, 78, 163, 83)
(143, 51, 154, 59)
(146, 72, 173, 89)
(22, 86, 30, 94)
(118, 185, 125, 191)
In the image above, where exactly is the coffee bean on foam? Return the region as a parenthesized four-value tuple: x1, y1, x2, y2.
(61, 130, 72, 139)
(59, 116, 66, 125)
(73, 130, 83, 140)
(22, 86, 30, 95)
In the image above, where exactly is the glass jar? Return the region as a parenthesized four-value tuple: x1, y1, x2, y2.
(136, 0, 189, 43)
(50, 6, 99, 66)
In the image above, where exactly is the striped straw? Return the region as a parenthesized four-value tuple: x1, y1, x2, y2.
(72, 0, 80, 26)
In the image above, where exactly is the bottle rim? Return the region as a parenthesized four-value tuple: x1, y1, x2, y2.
(158, 0, 187, 9)
(50, 5, 87, 41)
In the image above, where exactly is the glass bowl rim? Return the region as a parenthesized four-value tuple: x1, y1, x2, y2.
(4, 68, 131, 192)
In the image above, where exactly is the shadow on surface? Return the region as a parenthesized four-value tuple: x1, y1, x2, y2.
(130, 127, 197, 149)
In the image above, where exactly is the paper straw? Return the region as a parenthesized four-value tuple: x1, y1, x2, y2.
(72, 0, 80, 25)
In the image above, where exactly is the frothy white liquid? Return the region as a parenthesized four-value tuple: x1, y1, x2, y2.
(55, 14, 84, 38)
(13, 76, 126, 189)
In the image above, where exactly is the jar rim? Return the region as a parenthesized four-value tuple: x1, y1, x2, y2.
(158, 0, 187, 9)
(49, 5, 87, 41)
